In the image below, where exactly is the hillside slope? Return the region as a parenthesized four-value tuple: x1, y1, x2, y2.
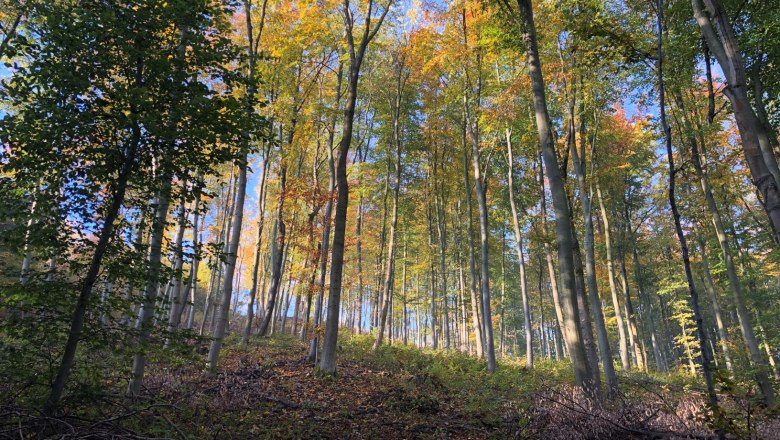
(3, 334, 779, 439)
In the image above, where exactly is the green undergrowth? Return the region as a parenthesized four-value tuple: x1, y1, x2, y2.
(2, 330, 770, 439)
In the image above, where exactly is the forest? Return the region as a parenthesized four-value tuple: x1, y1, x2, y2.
(1, 0, 780, 438)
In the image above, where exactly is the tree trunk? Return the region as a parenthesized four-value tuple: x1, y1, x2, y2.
(678, 92, 776, 405)
(258, 165, 288, 336)
(243, 152, 270, 342)
(45, 116, 140, 413)
(657, 0, 722, 425)
(206, 151, 249, 372)
(320, 1, 389, 374)
(374, 61, 404, 351)
(466, 61, 496, 374)
(462, 128, 484, 358)
(128, 162, 174, 396)
(516, 0, 593, 392)
(692, 0, 780, 245)
(506, 130, 533, 368)
(596, 184, 630, 371)
(165, 184, 189, 345)
(433, 148, 450, 350)
(569, 93, 617, 396)
(697, 235, 734, 373)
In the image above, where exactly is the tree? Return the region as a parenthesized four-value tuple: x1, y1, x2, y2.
(319, 0, 391, 375)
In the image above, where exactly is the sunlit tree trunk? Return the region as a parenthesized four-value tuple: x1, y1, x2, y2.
(128, 171, 173, 395)
(319, 0, 390, 375)
(165, 184, 189, 345)
(461, 126, 483, 358)
(258, 164, 288, 336)
(692, 0, 780, 246)
(569, 90, 617, 396)
(506, 130, 533, 367)
(374, 61, 404, 350)
(244, 151, 270, 342)
(516, 0, 593, 392)
(596, 184, 630, 371)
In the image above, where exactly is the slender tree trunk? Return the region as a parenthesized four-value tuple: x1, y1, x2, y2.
(206, 150, 249, 372)
(320, 1, 389, 374)
(402, 235, 409, 346)
(516, 0, 593, 392)
(128, 162, 174, 396)
(427, 206, 438, 349)
(433, 148, 450, 350)
(44, 115, 140, 413)
(596, 184, 630, 371)
(571, 222, 602, 395)
(677, 93, 775, 405)
(506, 130, 533, 367)
(569, 94, 617, 396)
(243, 151, 270, 342)
(185, 207, 202, 331)
(630, 242, 665, 371)
(462, 134, 483, 358)
(697, 235, 734, 373)
(309, 62, 341, 361)
(374, 61, 404, 350)
(165, 185, 189, 345)
(657, 1, 723, 427)
(464, 51, 496, 373)
(616, 222, 645, 371)
(258, 165, 288, 336)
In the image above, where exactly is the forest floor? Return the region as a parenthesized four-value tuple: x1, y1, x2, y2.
(3, 332, 780, 439)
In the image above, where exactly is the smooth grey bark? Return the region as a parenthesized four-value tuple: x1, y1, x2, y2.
(374, 57, 404, 351)
(657, 1, 722, 428)
(258, 168, 287, 336)
(691, 0, 780, 244)
(427, 206, 438, 348)
(516, 0, 593, 391)
(538, 166, 567, 355)
(434, 154, 450, 350)
(676, 93, 775, 405)
(164, 187, 189, 345)
(629, 234, 665, 371)
(571, 222, 602, 395)
(205, 0, 265, 366)
(374, 156, 392, 330)
(184, 201, 202, 330)
(697, 235, 734, 373)
(615, 219, 645, 372)
(308, 61, 341, 361)
(402, 235, 409, 346)
(206, 152, 248, 372)
(505, 129, 533, 368)
(319, 0, 389, 375)
(596, 184, 630, 371)
(462, 124, 484, 358)
(243, 152, 270, 342)
(569, 94, 617, 396)
(128, 176, 173, 396)
(462, 11, 496, 371)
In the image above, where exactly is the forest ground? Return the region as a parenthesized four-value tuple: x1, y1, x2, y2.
(2, 332, 779, 439)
